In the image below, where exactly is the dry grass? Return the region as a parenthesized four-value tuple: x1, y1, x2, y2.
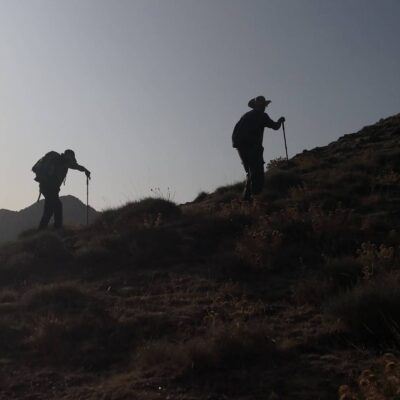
(136, 323, 279, 377)
(94, 197, 181, 232)
(327, 276, 400, 346)
(338, 353, 400, 399)
(1, 114, 400, 398)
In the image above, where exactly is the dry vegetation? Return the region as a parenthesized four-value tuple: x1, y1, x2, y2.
(0, 114, 400, 399)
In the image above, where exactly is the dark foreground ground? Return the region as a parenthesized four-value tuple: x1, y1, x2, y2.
(1, 114, 400, 400)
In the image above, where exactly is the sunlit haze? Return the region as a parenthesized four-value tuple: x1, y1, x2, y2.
(1, 0, 399, 210)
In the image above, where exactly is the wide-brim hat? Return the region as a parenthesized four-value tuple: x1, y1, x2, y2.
(248, 96, 271, 109)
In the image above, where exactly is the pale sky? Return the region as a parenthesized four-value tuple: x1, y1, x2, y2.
(1, 0, 399, 211)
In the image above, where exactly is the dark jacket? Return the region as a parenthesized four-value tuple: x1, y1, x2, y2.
(232, 109, 281, 149)
(42, 152, 86, 188)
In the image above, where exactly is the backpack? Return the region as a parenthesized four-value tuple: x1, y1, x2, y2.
(232, 118, 246, 148)
(32, 151, 60, 183)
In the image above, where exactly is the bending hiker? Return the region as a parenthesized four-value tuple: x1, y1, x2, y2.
(232, 96, 285, 200)
(32, 150, 91, 230)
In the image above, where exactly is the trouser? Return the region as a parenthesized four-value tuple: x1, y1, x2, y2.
(237, 146, 265, 199)
(38, 182, 63, 229)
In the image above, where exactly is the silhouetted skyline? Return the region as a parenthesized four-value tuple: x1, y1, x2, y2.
(1, 0, 399, 210)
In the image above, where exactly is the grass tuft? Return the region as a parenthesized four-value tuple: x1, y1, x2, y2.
(327, 277, 400, 345)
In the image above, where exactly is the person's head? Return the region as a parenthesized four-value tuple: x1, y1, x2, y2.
(248, 96, 271, 111)
(62, 149, 77, 163)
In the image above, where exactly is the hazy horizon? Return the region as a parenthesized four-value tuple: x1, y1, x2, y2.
(1, 0, 399, 211)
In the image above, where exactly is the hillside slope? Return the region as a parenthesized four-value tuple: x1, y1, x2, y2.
(0, 195, 98, 243)
(0, 114, 399, 400)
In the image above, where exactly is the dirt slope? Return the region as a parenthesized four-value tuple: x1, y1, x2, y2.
(0, 114, 400, 400)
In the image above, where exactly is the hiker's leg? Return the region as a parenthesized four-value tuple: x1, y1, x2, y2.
(243, 173, 252, 200)
(250, 150, 265, 195)
(39, 195, 55, 230)
(53, 195, 63, 229)
(237, 148, 252, 200)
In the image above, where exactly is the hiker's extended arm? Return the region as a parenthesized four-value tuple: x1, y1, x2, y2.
(263, 114, 285, 130)
(69, 162, 91, 178)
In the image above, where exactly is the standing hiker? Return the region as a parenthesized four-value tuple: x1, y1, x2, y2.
(232, 96, 285, 200)
(32, 149, 91, 230)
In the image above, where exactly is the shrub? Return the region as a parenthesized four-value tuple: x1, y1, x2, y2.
(338, 353, 400, 400)
(22, 283, 100, 315)
(309, 206, 364, 256)
(29, 310, 123, 369)
(327, 277, 400, 345)
(75, 224, 183, 271)
(18, 228, 39, 239)
(328, 171, 372, 197)
(266, 157, 291, 171)
(20, 232, 71, 261)
(183, 213, 251, 258)
(0, 232, 71, 283)
(236, 209, 320, 270)
(0, 320, 25, 353)
(127, 227, 183, 266)
(356, 242, 397, 280)
(95, 197, 181, 231)
(324, 257, 363, 291)
(21, 284, 132, 369)
(0, 251, 35, 280)
(264, 170, 303, 195)
(215, 190, 242, 204)
(0, 289, 18, 303)
(74, 233, 125, 269)
(377, 149, 400, 168)
(193, 191, 208, 202)
(292, 278, 333, 305)
(136, 323, 278, 376)
(215, 181, 244, 196)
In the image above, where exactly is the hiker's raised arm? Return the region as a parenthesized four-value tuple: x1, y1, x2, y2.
(69, 162, 91, 178)
(263, 114, 285, 131)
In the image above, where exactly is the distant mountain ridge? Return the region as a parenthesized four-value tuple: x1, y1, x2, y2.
(0, 195, 98, 243)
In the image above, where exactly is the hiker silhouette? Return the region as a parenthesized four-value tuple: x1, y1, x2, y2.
(32, 149, 91, 230)
(232, 96, 285, 200)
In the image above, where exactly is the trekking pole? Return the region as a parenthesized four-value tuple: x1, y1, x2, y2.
(86, 176, 89, 225)
(282, 121, 289, 162)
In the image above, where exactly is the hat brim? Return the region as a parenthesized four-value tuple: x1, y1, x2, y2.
(248, 99, 271, 109)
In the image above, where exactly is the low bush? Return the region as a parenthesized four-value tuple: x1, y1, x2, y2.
(356, 242, 398, 281)
(193, 191, 208, 203)
(0, 320, 25, 353)
(95, 197, 181, 231)
(337, 353, 400, 400)
(236, 209, 320, 270)
(292, 278, 333, 305)
(136, 323, 278, 376)
(20, 283, 133, 369)
(127, 227, 183, 266)
(215, 181, 244, 196)
(0, 289, 18, 303)
(266, 157, 291, 171)
(30, 310, 123, 369)
(22, 283, 101, 315)
(0, 232, 71, 283)
(264, 170, 303, 195)
(20, 232, 71, 261)
(0, 251, 35, 280)
(324, 257, 363, 291)
(327, 277, 400, 346)
(74, 233, 125, 270)
(76, 224, 184, 270)
(182, 213, 251, 259)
